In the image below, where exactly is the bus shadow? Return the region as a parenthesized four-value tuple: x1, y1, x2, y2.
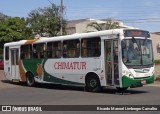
(1, 79, 26, 86)
(29, 83, 149, 95)
(1, 80, 11, 84)
(101, 88, 148, 95)
(1, 80, 149, 95)
(33, 83, 85, 92)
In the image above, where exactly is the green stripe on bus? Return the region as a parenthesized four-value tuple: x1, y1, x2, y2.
(22, 59, 42, 76)
(43, 71, 84, 85)
(22, 59, 84, 86)
(122, 75, 154, 88)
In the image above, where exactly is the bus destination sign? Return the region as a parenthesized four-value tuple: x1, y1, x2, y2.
(124, 30, 150, 38)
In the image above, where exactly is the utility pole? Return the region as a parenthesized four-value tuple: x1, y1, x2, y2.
(60, 0, 63, 35)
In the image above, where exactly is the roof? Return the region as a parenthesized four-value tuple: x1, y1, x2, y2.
(66, 18, 121, 28)
(152, 32, 160, 35)
(5, 28, 147, 47)
(67, 18, 89, 28)
(5, 29, 126, 47)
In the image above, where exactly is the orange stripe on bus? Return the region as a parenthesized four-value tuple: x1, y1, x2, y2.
(18, 59, 26, 81)
(25, 39, 39, 45)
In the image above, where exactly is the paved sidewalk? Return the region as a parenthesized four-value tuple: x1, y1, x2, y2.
(145, 81, 160, 87)
(0, 70, 20, 90)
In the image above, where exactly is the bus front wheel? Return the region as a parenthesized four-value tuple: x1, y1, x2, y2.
(85, 74, 101, 92)
(26, 72, 35, 87)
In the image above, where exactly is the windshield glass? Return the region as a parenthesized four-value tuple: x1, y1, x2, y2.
(121, 38, 153, 68)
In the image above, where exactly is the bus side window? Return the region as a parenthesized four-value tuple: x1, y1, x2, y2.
(63, 39, 80, 58)
(47, 41, 61, 58)
(56, 42, 62, 58)
(33, 43, 46, 59)
(81, 37, 101, 57)
(33, 46, 37, 59)
(5, 47, 9, 60)
(20, 45, 32, 59)
(47, 42, 53, 58)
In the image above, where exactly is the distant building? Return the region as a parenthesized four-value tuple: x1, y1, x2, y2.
(66, 18, 160, 60)
(66, 18, 138, 35)
(66, 19, 88, 35)
(151, 33, 160, 60)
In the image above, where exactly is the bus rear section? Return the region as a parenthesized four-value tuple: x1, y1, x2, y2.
(4, 45, 21, 82)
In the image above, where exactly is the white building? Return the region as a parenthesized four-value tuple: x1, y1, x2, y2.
(66, 18, 138, 34)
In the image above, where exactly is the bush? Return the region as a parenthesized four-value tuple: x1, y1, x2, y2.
(154, 60, 160, 65)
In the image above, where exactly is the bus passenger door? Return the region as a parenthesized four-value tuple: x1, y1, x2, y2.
(11, 48, 20, 80)
(105, 40, 119, 85)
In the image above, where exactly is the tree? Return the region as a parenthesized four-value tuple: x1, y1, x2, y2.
(87, 18, 120, 31)
(0, 15, 33, 50)
(27, 4, 66, 37)
(0, 17, 31, 42)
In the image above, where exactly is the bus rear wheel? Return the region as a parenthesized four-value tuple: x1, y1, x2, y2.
(26, 72, 35, 87)
(85, 74, 101, 92)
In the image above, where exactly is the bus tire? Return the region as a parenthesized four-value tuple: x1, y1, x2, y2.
(85, 74, 101, 92)
(26, 72, 35, 87)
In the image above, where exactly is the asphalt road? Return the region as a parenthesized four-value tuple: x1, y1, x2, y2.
(0, 82, 160, 105)
(0, 70, 160, 114)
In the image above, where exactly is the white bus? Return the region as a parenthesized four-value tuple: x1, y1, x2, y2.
(4, 29, 154, 92)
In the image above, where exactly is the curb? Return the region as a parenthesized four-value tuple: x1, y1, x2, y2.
(145, 81, 160, 87)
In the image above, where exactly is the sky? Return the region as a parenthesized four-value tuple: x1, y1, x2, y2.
(0, 0, 160, 32)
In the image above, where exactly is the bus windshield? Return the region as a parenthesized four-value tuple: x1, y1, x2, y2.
(121, 38, 153, 68)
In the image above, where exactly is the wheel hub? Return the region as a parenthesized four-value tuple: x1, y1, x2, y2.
(90, 79, 97, 87)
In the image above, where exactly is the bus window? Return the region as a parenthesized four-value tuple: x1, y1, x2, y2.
(63, 39, 80, 58)
(5, 46, 9, 60)
(21, 45, 32, 59)
(33, 43, 46, 59)
(47, 41, 61, 58)
(81, 37, 101, 57)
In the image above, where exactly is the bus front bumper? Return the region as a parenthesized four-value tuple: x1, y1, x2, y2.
(122, 75, 154, 88)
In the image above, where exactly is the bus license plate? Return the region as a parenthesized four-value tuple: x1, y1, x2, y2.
(141, 80, 146, 84)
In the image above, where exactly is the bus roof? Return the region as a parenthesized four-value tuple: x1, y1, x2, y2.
(4, 28, 144, 47)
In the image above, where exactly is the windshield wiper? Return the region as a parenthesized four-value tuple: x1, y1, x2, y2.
(131, 37, 140, 51)
(131, 37, 143, 65)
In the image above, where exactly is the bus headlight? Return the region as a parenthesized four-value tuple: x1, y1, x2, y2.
(123, 70, 130, 75)
(123, 70, 134, 78)
(128, 73, 134, 78)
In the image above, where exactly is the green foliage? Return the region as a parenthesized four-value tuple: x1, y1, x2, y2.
(0, 14, 33, 49)
(27, 5, 66, 37)
(0, 4, 67, 53)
